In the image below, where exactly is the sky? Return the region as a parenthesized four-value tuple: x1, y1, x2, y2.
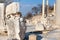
(15, 0, 56, 16)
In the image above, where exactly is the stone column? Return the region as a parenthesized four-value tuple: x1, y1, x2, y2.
(46, 0, 48, 17)
(56, 0, 60, 26)
(53, 3, 56, 16)
(0, 3, 5, 31)
(42, 0, 45, 18)
(6, 2, 20, 39)
(46, 0, 48, 6)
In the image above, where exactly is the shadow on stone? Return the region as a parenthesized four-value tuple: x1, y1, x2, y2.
(12, 38, 18, 40)
(24, 31, 43, 40)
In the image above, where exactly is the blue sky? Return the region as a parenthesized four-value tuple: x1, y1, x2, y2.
(15, 0, 56, 16)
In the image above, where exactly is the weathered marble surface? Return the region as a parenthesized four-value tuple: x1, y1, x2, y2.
(6, 17, 16, 39)
(0, 3, 5, 30)
(0, 36, 8, 40)
(6, 2, 20, 17)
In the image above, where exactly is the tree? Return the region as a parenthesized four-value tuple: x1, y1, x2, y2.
(38, 4, 42, 13)
(48, 5, 54, 13)
(49, 6, 54, 10)
(26, 12, 32, 19)
(32, 4, 42, 15)
(32, 7, 39, 14)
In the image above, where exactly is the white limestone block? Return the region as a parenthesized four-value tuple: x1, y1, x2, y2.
(35, 23, 44, 31)
(6, 17, 16, 39)
(6, 2, 20, 16)
(56, 0, 60, 25)
(0, 3, 5, 30)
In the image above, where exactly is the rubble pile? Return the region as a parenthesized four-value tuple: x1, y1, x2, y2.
(26, 12, 56, 31)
